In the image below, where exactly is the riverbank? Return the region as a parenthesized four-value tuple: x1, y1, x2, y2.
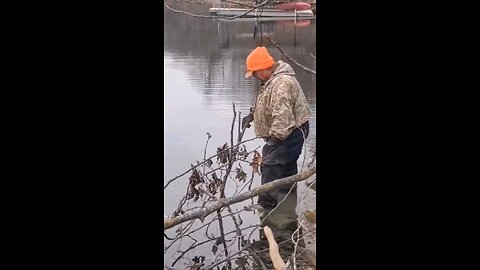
(297, 174, 317, 267)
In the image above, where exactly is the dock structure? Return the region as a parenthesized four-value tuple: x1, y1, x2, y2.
(210, 7, 314, 17)
(210, 0, 316, 18)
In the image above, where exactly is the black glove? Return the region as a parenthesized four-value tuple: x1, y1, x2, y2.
(242, 113, 254, 130)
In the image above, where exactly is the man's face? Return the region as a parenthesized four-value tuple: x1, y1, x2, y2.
(253, 69, 269, 82)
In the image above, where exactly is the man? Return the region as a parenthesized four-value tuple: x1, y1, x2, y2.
(242, 46, 311, 209)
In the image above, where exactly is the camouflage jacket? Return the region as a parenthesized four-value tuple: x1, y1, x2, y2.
(252, 60, 311, 140)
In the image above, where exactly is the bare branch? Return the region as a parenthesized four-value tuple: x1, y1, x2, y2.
(221, 103, 242, 194)
(253, 253, 268, 270)
(238, 111, 242, 143)
(164, 136, 259, 189)
(203, 132, 212, 175)
(216, 210, 229, 257)
(221, 102, 237, 190)
(164, 3, 216, 18)
(164, 166, 316, 230)
(266, 36, 316, 76)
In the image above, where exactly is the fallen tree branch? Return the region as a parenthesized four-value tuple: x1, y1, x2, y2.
(164, 166, 316, 230)
(266, 36, 316, 76)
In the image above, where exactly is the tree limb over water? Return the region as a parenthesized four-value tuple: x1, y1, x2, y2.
(266, 36, 317, 76)
(164, 165, 316, 230)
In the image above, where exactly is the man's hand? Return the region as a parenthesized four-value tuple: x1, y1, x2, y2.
(263, 136, 282, 157)
(242, 113, 254, 130)
(266, 136, 281, 147)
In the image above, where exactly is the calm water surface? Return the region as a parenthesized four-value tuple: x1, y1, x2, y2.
(164, 2, 316, 267)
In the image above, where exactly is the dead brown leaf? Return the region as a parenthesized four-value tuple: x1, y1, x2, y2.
(216, 143, 229, 164)
(250, 150, 262, 175)
(187, 168, 203, 201)
(235, 167, 247, 182)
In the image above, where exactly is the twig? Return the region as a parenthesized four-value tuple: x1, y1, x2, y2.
(253, 254, 268, 270)
(221, 102, 237, 189)
(231, 102, 236, 149)
(171, 237, 212, 267)
(164, 166, 316, 230)
(175, 207, 245, 241)
(167, 223, 258, 264)
(306, 178, 316, 192)
(221, 103, 238, 196)
(164, 137, 259, 189)
(164, 219, 196, 254)
(309, 52, 316, 59)
(266, 36, 316, 76)
(225, 205, 243, 249)
(238, 111, 242, 143)
(210, 230, 242, 264)
(299, 125, 308, 172)
(164, 3, 216, 18)
(216, 210, 229, 257)
(203, 132, 212, 175)
(238, 169, 256, 194)
(291, 219, 305, 270)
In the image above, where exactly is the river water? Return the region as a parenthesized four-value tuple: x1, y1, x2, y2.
(164, 2, 316, 268)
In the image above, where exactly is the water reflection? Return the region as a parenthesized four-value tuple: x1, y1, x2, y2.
(164, 4, 316, 101)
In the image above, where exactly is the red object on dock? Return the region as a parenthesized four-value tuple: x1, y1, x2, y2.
(276, 2, 312, 11)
